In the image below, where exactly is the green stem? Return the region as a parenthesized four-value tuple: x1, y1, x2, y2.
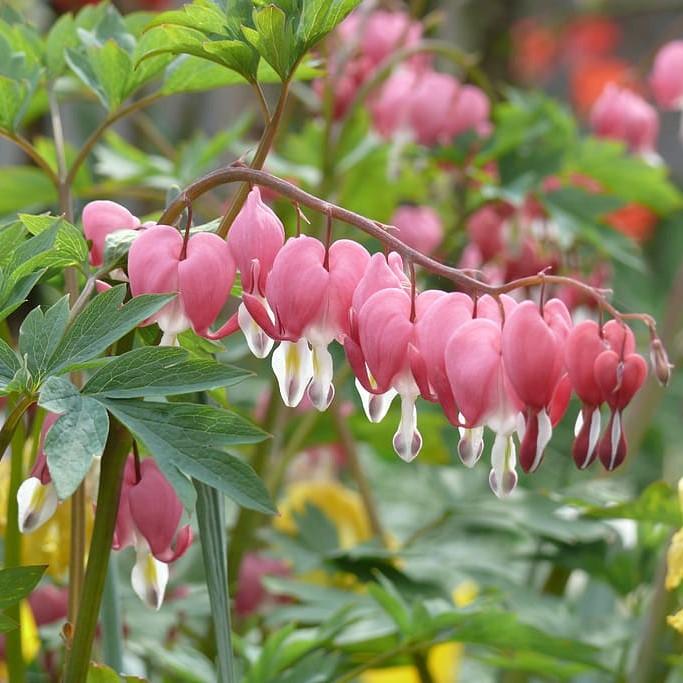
(195, 480, 236, 683)
(5, 419, 26, 683)
(413, 651, 434, 683)
(63, 419, 131, 683)
(0, 397, 34, 464)
(0, 128, 60, 188)
(100, 555, 124, 673)
(217, 79, 292, 238)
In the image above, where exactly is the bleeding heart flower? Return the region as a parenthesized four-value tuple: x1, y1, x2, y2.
(17, 413, 59, 534)
(449, 85, 492, 138)
(501, 299, 572, 473)
(391, 205, 444, 255)
(82, 200, 140, 267)
(113, 457, 193, 609)
(590, 84, 659, 157)
(235, 553, 290, 617)
(447, 314, 523, 497)
(215, 186, 286, 358)
(244, 236, 369, 410)
(650, 41, 683, 110)
(360, 10, 422, 68)
(128, 225, 235, 346)
(592, 322, 648, 471)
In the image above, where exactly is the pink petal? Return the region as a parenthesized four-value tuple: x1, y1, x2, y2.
(83, 200, 140, 267)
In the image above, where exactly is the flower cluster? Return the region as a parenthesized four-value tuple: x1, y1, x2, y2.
(17, 411, 191, 609)
(316, 7, 491, 146)
(82, 185, 654, 500)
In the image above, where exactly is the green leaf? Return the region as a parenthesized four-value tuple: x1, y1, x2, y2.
(242, 5, 294, 81)
(296, 0, 361, 53)
(18, 296, 70, 378)
(39, 376, 110, 500)
(0, 166, 57, 214)
(0, 565, 46, 611)
(47, 286, 174, 374)
(83, 346, 252, 398)
(0, 337, 20, 389)
(45, 13, 78, 79)
(101, 398, 275, 513)
(0, 613, 17, 633)
(0, 270, 44, 322)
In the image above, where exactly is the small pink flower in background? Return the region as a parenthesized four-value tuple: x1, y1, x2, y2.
(28, 585, 68, 627)
(235, 553, 290, 618)
(220, 187, 285, 357)
(449, 85, 492, 138)
(371, 67, 419, 140)
(244, 236, 369, 411)
(17, 413, 59, 534)
(391, 205, 444, 255)
(650, 41, 683, 109)
(359, 10, 422, 69)
(128, 225, 235, 345)
(466, 203, 510, 262)
(501, 300, 573, 474)
(113, 457, 193, 609)
(82, 200, 140, 267)
(590, 84, 659, 156)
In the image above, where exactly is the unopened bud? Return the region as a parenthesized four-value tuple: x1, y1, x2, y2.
(650, 337, 673, 386)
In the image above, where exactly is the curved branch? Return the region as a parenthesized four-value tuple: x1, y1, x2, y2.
(0, 128, 60, 187)
(158, 164, 659, 335)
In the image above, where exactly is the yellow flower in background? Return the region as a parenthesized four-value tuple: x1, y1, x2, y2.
(666, 478, 683, 632)
(0, 602, 39, 682)
(362, 580, 478, 683)
(0, 459, 93, 578)
(275, 480, 372, 548)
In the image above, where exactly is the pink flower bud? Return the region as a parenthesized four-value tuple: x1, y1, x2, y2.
(82, 200, 140, 267)
(114, 457, 193, 609)
(650, 41, 683, 109)
(449, 85, 492, 138)
(391, 205, 444, 255)
(650, 336, 672, 386)
(128, 225, 235, 344)
(590, 84, 659, 155)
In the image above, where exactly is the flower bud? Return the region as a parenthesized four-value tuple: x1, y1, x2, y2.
(650, 336, 673, 386)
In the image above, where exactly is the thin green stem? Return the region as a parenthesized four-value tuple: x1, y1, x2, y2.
(100, 555, 124, 673)
(195, 480, 236, 683)
(63, 419, 131, 683)
(5, 419, 26, 683)
(0, 128, 60, 188)
(65, 93, 162, 187)
(0, 397, 34, 464)
(217, 79, 292, 238)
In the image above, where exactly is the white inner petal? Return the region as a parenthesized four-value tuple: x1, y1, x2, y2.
(131, 543, 169, 610)
(574, 410, 584, 438)
(17, 477, 59, 534)
(271, 339, 314, 408)
(588, 407, 602, 464)
(392, 392, 422, 462)
(355, 378, 397, 423)
(489, 433, 517, 498)
(457, 425, 484, 468)
(609, 410, 622, 470)
(238, 300, 274, 359)
(308, 343, 335, 412)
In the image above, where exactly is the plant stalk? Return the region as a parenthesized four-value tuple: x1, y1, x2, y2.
(195, 480, 236, 683)
(63, 419, 131, 683)
(217, 80, 292, 238)
(100, 555, 124, 673)
(5, 420, 26, 683)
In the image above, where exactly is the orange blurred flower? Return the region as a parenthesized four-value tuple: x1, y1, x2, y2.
(570, 58, 638, 115)
(604, 203, 658, 241)
(563, 16, 621, 63)
(510, 19, 559, 83)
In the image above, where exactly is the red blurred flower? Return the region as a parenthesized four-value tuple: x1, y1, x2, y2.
(510, 18, 559, 83)
(604, 203, 658, 241)
(570, 58, 638, 115)
(563, 16, 621, 63)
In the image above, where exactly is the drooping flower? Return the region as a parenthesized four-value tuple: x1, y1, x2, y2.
(447, 311, 524, 497)
(501, 299, 573, 473)
(346, 287, 441, 461)
(113, 456, 193, 609)
(128, 225, 235, 345)
(449, 85, 492, 138)
(593, 322, 648, 471)
(650, 41, 683, 110)
(220, 186, 285, 357)
(391, 205, 444, 255)
(244, 236, 370, 410)
(17, 413, 59, 534)
(590, 84, 659, 157)
(359, 10, 422, 69)
(82, 200, 140, 267)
